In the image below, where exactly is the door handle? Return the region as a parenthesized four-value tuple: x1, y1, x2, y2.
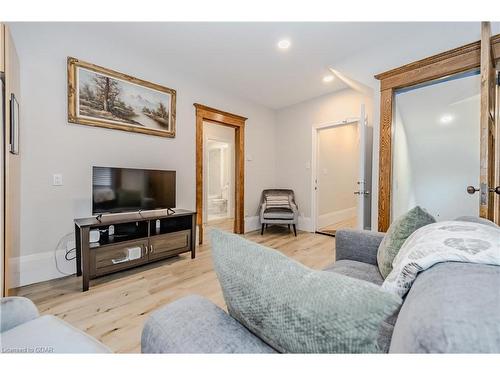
(354, 191, 370, 195)
(466, 186, 480, 194)
(150, 244, 154, 254)
(468, 186, 500, 195)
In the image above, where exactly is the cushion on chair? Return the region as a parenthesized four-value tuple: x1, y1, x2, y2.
(263, 207, 294, 220)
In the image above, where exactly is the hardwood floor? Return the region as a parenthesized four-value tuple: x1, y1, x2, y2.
(13, 226, 335, 353)
(318, 216, 357, 235)
(205, 217, 234, 232)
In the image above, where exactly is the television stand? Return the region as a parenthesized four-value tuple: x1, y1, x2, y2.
(74, 209, 196, 291)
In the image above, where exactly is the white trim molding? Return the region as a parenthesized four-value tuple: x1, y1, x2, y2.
(10, 249, 75, 288)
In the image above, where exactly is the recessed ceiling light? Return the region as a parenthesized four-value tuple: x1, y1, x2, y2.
(277, 39, 291, 50)
(323, 75, 334, 83)
(439, 114, 454, 124)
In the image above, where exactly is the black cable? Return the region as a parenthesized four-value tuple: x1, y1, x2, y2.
(65, 247, 76, 261)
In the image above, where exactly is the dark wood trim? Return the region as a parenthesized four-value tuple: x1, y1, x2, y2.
(479, 22, 496, 220)
(377, 89, 394, 232)
(194, 103, 246, 244)
(375, 31, 500, 232)
(491, 34, 500, 62)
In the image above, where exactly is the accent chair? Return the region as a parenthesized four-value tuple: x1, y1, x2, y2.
(259, 189, 298, 236)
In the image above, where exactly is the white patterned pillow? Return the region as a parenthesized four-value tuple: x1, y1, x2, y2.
(382, 221, 500, 297)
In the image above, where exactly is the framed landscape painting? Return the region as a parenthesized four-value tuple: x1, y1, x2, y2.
(67, 57, 176, 138)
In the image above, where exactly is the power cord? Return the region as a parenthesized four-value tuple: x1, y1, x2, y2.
(54, 232, 76, 276)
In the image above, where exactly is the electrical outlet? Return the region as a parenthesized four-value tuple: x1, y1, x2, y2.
(52, 174, 63, 186)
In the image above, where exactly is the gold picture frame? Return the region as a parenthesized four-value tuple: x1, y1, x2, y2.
(68, 57, 176, 138)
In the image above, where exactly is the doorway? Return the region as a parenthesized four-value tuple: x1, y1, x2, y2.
(204, 124, 235, 233)
(311, 106, 372, 236)
(195, 104, 246, 244)
(392, 71, 481, 221)
(316, 123, 359, 235)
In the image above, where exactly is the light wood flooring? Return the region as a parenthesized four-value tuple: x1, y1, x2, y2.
(205, 217, 235, 232)
(318, 216, 357, 235)
(13, 226, 335, 353)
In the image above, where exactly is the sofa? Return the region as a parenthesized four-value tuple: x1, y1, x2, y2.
(0, 297, 110, 353)
(141, 216, 500, 353)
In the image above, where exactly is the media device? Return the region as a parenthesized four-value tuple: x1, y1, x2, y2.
(92, 166, 176, 215)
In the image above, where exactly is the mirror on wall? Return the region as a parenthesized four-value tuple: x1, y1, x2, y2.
(391, 71, 481, 221)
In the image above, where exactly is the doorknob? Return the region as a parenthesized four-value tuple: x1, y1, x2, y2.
(467, 185, 500, 195)
(466, 186, 479, 194)
(354, 191, 370, 195)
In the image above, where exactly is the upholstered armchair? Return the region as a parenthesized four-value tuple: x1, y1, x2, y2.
(259, 189, 298, 236)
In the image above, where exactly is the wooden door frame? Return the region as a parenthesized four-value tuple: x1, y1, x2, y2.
(194, 103, 247, 244)
(374, 31, 500, 232)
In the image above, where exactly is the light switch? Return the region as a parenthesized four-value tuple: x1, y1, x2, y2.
(305, 162, 311, 169)
(53, 174, 63, 186)
(246, 154, 253, 161)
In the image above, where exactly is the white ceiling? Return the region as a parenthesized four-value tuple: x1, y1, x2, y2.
(396, 72, 481, 137)
(9, 22, 500, 109)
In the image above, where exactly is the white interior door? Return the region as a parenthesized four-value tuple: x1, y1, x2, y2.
(355, 104, 372, 230)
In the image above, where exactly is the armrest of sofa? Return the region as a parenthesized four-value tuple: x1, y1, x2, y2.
(1, 297, 40, 333)
(141, 295, 276, 353)
(335, 229, 385, 266)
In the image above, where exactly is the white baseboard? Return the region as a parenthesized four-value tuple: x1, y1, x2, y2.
(318, 207, 356, 229)
(244, 216, 261, 233)
(10, 248, 75, 288)
(298, 216, 313, 232)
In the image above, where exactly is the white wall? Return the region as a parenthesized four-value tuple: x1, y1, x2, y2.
(275, 88, 373, 231)
(10, 25, 277, 287)
(393, 73, 481, 221)
(317, 124, 358, 226)
(391, 106, 416, 219)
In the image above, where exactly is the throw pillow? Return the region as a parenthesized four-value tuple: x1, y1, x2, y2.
(377, 206, 436, 279)
(382, 220, 500, 297)
(210, 229, 402, 353)
(265, 195, 291, 209)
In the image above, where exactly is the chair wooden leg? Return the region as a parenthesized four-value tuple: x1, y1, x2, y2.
(261, 224, 265, 235)
(293, 224, 297, 237)
(288, 224, 290, 231)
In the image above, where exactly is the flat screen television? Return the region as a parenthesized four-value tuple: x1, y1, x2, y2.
(92, 166, 176, 214)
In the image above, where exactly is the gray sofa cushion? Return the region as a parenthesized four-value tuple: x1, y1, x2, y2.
(1, 315, 111, 353)
(211, 229, 402, 353)
(141, 295, 275, 353)
(390, 262, 500, 353)
(335, 229, 384, 265)
(325, 260, 384, 286)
